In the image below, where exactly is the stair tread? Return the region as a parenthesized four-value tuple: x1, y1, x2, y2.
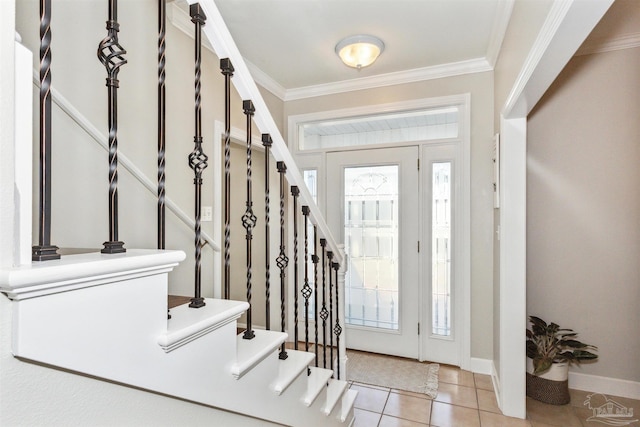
(322, 379, 348, 416)
(272, 350, 315, 395)
(341, 389, 358, 422)
(304, 367, 333, 406)
(158, 298, 249, 352)
(231, 329, 287, 379)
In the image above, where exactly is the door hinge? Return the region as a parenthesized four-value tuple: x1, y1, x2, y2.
(418, 322, 421, 335)
(417, 158, 420, 170)
(418, 240, 420, 253)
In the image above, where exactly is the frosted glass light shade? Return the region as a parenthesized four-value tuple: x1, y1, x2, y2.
(335, 35, 385, 69)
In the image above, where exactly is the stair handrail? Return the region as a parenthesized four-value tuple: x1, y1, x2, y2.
(32, 71, 220, 253)
(191, 0, 344, 265)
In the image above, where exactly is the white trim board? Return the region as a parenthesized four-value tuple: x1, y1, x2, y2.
(470, 358, 493, 376)
(569, 372, 640, 401)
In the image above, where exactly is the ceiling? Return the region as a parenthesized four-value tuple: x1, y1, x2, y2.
(211, 0, 512, 99)
(173, 0, 640, 101)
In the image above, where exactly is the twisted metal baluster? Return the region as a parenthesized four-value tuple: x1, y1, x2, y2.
(327, 250, 334, 373)
(187, 3, 208, 309)
(33, 0, 60, 261)
(220, 58, 234, 300)
(312, 226, 319, 367)
(319, 238, 328, 368)
(291, 186, 300, 350)
(263, 134, 272, 330)
(242, 100, 257, 340)
(98, 0, 127, 254)
(276, 162, 289, 360)
(333, 262, 343, 380)
(301, 206, 312, 352)
(157, 0, 166, 250)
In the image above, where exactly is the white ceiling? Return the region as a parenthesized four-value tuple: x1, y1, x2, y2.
(171, 0, 640, 101)
(211, 0, 512, 99)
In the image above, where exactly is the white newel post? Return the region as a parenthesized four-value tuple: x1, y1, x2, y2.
(337, 244, 348, 380)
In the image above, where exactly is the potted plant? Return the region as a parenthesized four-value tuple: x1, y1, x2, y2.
(526, 315, 598, 405)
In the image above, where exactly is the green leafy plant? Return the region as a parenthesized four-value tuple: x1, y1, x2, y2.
(526, 315, 598, 375)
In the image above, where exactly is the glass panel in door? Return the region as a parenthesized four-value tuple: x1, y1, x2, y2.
(344, 165, 399, 330)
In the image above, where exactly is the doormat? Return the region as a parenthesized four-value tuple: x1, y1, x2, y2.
(346, 349, 439, 398)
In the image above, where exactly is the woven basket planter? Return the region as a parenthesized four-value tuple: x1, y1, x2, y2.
(526, 360, 570, 405)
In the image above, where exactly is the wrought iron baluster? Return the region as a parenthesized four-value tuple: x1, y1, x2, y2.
(98, 0, 127, 254)
(220, 57, 234, 300)
(291, 186, 300, 350)
(187, 3, 207, 309)
(242, 100, 256, 340)
(301, 206, 311, 352)
(157, 0, 166, 251)
(327, 250, 334, 373)
(333, 262, 343, 380)
(319, 238, 328, 369)
(33, 0, 60, 261)
(312, 226, 319, 367)
(263, 134, 272, 330)
(276, 162, 289, 360)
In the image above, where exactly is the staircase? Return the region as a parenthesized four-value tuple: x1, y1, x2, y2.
(3, 0, 356, 424)
(2, 249, 356, 426)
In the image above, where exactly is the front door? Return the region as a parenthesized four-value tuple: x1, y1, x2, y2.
(327, 146, 420, 359)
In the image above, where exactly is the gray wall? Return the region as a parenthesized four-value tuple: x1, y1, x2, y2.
(527, 46, 640, 381)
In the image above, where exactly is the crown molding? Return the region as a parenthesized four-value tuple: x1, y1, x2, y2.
(486, 0, 515, 68)
(576, 32, 640, 56)
(244, 59, 287, 100)
(283, 58, 492, 101)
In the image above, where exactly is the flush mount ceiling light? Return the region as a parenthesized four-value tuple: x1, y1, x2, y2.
(335, 35, 385, 69)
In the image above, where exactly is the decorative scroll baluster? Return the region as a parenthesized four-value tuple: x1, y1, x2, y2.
(97, 0, 127, 254)
(242, 100, 257, 340)
(187, 3, 207, 309)
(327, 250, 334, 373)
(220, 57, 234, 300)
(157, 0, 166, 250)
(32, 0, 60, 261)
(301, 206, 312, 351)
(159, 0, 168, 319)
(276, 162, 289, 360)
(263, 134, 272, 330)
(333, 262, 343, 380)
(319, 238, 328, 369)
(291, 186, 300, 350)
(312, 226, 319, 367)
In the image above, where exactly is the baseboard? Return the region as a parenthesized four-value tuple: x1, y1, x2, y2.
(569, 371, 640, 400)
(491, 361, 502, 409)
(470, 357, 493, 375)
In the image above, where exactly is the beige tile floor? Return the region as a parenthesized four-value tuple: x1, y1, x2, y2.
(349, 364, 640, 427)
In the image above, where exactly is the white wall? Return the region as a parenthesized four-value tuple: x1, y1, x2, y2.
(0, 0, 17, 269)
(527, 46, 640, 382)
(0, 294, 278, 426)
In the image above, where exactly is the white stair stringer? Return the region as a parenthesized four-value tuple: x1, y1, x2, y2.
(0, 251, 356, 427)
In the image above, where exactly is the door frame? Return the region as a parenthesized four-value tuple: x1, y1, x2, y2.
(288, 94, 471, 369)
